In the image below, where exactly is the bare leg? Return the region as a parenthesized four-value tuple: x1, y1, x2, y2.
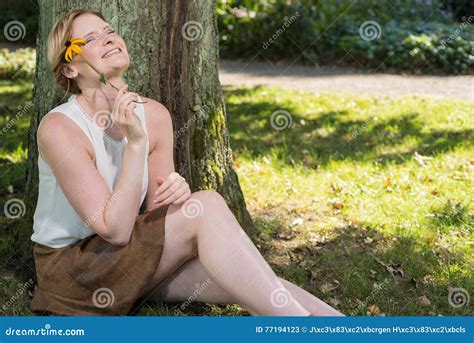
(189, 190, 310, 316)
(148, 256, 344, 316)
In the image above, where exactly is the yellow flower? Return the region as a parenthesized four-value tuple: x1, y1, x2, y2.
(64, 37, 85, 62)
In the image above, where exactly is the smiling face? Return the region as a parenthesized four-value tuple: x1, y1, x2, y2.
(63, 13, 130, 86)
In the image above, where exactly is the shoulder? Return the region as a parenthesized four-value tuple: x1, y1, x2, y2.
(140, 96, 173, 152)
(37, 111, 94, 161)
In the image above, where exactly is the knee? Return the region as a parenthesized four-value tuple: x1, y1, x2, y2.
(189, 189, 227, 209)
(168, 190, 226, 254)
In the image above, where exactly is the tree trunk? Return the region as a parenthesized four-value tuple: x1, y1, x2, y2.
(24, 0, 256, 258)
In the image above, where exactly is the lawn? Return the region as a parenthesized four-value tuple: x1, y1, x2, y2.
(0, 80, 472, 316)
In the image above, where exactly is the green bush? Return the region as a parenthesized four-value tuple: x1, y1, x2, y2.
(0, 0, 38, 44)
(217, 0, 473, 74)
(218, 0, 323, 62)
(0, 48, 36, 80)
(337, 20, 473, 74)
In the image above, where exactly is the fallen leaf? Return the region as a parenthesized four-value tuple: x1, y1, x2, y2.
(413, 151, 432, 166)
(291, 217, 304, 226)
(368, 305, 381, 316)
(418, 295, 431, 306)
(326, 296, 341, 306)
(319, 281, 339, 293)
(277, 232, 294, 240)
(364, 237, 374, 244)
(331, 199, 343, 210)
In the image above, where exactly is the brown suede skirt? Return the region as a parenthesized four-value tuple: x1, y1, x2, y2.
(30, 204, 170, 316)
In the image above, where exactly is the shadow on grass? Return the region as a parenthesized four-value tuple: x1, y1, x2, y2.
(225, 86, 472, 167)
(260, 221, 472, 316)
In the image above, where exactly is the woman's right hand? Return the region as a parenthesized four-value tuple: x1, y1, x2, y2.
(111, 84, 146, 145)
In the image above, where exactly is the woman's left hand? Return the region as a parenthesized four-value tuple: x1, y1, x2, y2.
(153, 172, 191, 206)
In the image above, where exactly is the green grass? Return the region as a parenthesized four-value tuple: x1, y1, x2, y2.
(0, 81, 472, 316)
(224, 85, 473, 316)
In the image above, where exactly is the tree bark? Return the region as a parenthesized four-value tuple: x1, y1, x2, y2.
(24, 0, 256, 259)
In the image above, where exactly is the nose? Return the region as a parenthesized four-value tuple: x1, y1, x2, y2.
(102, 33, 115, 46)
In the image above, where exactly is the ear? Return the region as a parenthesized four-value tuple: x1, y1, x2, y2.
(61, 64, 78, 80)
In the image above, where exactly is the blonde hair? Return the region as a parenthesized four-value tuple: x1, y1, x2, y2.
(46, 9, 106, 94)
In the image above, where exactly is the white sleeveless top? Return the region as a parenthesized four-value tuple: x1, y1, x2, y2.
(31, 94, 149, 248)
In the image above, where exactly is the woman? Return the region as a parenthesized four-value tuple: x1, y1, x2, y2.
(30, 8, 344, 316)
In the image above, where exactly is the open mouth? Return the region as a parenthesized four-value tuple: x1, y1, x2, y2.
(102, 48, 121, 59)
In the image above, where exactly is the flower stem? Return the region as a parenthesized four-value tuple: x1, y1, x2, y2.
(79, 53, 146, 103)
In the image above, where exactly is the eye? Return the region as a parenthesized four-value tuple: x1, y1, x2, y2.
(107, 29, 115, 34)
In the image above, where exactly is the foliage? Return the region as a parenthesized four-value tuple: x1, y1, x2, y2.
(217, 0, 473, 74)
(0, 48, 36, 80)
(0, 0, 38, 44)
(337, 20, 474, 74)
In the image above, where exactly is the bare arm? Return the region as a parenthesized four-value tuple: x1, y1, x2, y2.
(143, 99, 175, 212)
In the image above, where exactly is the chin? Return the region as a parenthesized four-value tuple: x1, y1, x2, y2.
(103, 58, 130, 75)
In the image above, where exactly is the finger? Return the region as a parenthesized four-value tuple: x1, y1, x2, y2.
(118, 93, 138, 109)
(155, 188, 184, 206)
(156, 183, 187, 204)
(154, 175, 184, 199)
(154, 179, 184, 203)
(125, 101, 138, 116)
(117, 84, 128, 97)
(172, 189, 191, 204)
(121, 96, 139, 119)
(117, 93, 137, 120)
(155, 173, 180, 196)
(122, 93, 138, 105)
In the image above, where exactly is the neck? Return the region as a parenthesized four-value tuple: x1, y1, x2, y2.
(77, 75, 126, 110)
